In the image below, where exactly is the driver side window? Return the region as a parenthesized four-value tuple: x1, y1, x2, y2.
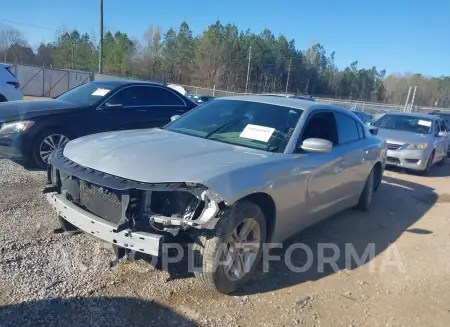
(297, 111, 338, 152)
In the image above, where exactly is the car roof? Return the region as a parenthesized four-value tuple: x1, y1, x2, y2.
(92, 80, 163, 87)
(217, 95, 343, 113)
(429, 111, 450, 116)
(382, 111, 438, 120)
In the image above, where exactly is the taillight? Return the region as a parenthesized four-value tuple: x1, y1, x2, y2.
(6, 81, 20, 89)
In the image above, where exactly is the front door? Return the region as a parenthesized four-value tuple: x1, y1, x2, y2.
(295, 111, 346, 223)
(89, 85, 190, 134)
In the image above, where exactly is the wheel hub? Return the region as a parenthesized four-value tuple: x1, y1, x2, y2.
(39, 134, 70, 163)
(223, 218, 261, 282)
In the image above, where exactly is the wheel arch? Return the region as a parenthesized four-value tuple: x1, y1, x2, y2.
(373, 161, 383, 192)
(237, 192, 276, 242)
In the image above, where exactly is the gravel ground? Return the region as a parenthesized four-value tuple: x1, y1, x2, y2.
(1, 158, 450, 327)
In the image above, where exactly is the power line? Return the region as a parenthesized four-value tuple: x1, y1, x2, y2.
(0, 19, 60, 32)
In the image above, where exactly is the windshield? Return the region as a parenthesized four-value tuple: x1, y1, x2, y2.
(373, 114, 433, 134)
(164, 99, 303, 152)
(56, 82, 118, 106)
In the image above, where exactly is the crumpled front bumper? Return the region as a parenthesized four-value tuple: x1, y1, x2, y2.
(46, 192, 163, 256)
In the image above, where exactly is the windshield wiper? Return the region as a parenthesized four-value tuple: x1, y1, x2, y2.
(204, 118, 247, 139)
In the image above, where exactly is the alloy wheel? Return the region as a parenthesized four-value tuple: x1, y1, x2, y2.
(39, 134, 70, 164)
(223, 218, 261, 282)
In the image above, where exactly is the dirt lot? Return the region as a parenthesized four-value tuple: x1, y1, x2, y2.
(0, 158, 450, 327)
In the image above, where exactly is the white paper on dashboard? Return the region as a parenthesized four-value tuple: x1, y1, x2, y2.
(239, 124, 275, 143)
(418, 120, 432, 127)
(91, 88, 111, 96)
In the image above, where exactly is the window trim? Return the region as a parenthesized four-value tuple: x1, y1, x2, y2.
(334, 112, 362, 146)
(97, 84, 187, 109)
(294, 109, 338, 152)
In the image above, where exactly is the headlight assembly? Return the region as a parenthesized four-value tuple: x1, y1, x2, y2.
(0, 121, 35, 134)
(405, 143, 428, 150)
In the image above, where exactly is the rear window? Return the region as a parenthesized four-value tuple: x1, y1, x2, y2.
(5, 66, 16, 77)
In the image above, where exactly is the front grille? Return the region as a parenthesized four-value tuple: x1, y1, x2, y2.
(386, 143, 401, 151)
(79, 181, 123, 224)
(59, 172, 123, 225)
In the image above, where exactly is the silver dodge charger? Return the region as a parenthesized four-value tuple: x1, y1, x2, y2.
(44, 96, 387, 293)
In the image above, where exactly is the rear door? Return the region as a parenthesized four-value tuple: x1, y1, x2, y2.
(435, 119, 448, 160)
(130, 85, 190, 126)
(333, 112, 368, 206)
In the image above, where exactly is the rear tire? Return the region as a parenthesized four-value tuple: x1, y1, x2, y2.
(355, 168, 375, 212)
(192, 200, 267, 294)
(31, 128, 71, 169)
(0, 94, 7, 102)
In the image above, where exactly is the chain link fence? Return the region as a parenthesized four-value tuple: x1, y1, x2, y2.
(6, 62, 449, 114)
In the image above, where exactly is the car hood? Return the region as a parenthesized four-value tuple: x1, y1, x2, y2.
(376, 128, 432, 144)
(0, 99, 83, 122)
(63, 128, 274, 185)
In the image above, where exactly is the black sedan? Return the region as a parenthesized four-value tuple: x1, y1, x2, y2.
(0, 80, 197, 168)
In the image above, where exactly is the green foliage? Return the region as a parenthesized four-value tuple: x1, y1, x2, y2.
(1, 21, 450, 107)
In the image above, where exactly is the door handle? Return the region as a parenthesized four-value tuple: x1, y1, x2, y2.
(333, 162, 344, 173)
(175, 109, 185, 113)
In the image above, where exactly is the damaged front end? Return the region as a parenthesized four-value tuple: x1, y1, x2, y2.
(44, 149, 225, 263)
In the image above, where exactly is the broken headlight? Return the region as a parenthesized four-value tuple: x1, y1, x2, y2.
(145, 190, 205, 220)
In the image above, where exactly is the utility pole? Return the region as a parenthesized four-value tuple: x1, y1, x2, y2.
(403, 86, 412, 112)
(285, 57, 292, 93)
(245, 45, 252, 94)
(98, 0, 104, 74)
(410, 86, 417, 112)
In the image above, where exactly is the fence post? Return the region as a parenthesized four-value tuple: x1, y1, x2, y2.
(42, 64, 45, 97)
(14, 60, 18, 76)
(67, 72, 70, 91)
(213, 85, 216, 97)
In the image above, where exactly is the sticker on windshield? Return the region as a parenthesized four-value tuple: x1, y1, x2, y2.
(240, 124, 275, 142)
(91, 88, 111, 96)
(418, 120, 432, 127)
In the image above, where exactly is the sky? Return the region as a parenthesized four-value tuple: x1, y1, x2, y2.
(1, 0, 449, 77)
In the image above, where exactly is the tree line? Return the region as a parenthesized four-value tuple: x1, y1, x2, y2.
(1, 21, 449, 107)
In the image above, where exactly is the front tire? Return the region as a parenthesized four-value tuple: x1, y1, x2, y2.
(192, 200, 267, 294)
(419, 151, 435, 176)
(32, 128, 71, 169)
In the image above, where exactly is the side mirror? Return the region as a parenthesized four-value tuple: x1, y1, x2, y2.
(438, 131, 448, 137)
(300, 138, 333, 154)
(368, 126, 378, 135)
(103, 103, 123, 110)
(170, 115, 181, 122)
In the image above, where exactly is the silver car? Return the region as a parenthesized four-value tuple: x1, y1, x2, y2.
(371, 112, 449, 174)
(44, 96, 387, 293)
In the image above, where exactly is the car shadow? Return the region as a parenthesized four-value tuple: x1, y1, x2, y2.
(232, 174, 438, 295)
(0, 296, 200, 327)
